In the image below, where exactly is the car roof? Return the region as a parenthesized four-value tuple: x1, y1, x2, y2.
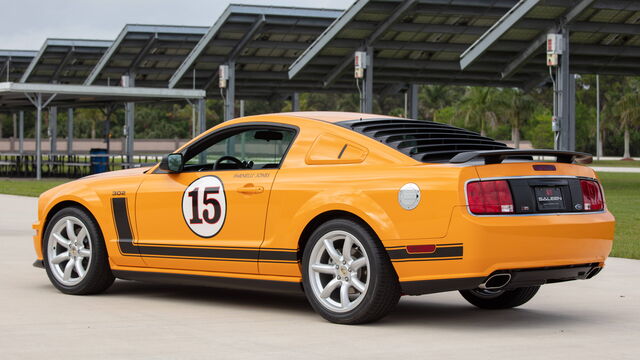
(276, 111, 403, 123)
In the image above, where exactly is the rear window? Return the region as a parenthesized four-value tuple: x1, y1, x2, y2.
(337, 119, 510, 163)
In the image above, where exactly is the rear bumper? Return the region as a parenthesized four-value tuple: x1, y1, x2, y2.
(390, 206, 615, 285)
(401, 262, 601, 295)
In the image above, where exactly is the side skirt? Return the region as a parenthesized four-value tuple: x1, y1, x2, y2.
(112, 270, 304, 295)
(400, 277, 485, 296)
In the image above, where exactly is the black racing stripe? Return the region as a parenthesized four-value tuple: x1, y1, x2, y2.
(111, 197, 138, 255)
(392, 257, 463, 263)
(111, 197, 298, 262)
(337, 144, 347, 159)
(259, 250, 298, 261)
(387, 245, 463, 260)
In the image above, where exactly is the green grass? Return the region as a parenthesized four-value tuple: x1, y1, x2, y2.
(0, 178, 69, 197)
(591, 160, 640, 167)
(598, 173, 640, 260)
(0, 172, 637, 259)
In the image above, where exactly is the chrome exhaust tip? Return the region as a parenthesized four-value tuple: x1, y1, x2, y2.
(479, 273, 512, 290)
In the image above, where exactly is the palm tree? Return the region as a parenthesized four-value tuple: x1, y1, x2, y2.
(458, 87, 501, 136)
(502, 88, 537, 148)
(616, 91, 640, 159)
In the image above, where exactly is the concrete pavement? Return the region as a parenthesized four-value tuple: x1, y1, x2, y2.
(591, 166, 640, 173)
(1, 194, 639, 359)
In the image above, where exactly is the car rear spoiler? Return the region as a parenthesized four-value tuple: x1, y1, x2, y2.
(449, 149, 593, 165)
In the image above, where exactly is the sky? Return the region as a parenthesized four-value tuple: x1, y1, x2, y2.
(0, 0, 349, 50)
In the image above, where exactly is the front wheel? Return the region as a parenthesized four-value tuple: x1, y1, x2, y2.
(43, 207, 114, 295)
(459, 286, 540, 309)
(302, 219, 400, 324)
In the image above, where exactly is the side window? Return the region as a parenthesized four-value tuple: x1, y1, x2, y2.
(183, 127, 296, 172)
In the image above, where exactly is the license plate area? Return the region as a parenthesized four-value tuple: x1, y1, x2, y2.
(508, 178, 582, 214)
(534, 186, 565, 211)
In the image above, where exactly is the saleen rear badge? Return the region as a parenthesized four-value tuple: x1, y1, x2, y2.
(182, 176, 227, 238)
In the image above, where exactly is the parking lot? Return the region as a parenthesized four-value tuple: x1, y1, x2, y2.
(1, 193, 638, 359)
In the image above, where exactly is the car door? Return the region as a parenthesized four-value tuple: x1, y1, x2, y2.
(134, 124, 297, 274)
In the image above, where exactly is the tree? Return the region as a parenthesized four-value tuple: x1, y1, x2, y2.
(458, 87, 501, 136)
(501, 88, 537, 148)
(616, 89, 640, 159)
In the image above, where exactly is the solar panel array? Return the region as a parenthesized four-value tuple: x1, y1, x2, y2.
(460, 0, 640, 87)
(84, 25, 208, 87)
(169, 5, 342, 98)
(20, 39, 112, 84)
(0, 50, 37, 82)
(1, 1, 639, 97)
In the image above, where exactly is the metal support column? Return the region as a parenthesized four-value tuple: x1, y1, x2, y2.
(363, 47, 374, 114)
(36, 96, 42, 179)
(67, 108, 74, 155)
(197, 98, 206, 134)
(596, 75, 602, 159)
(555, 27, 575, 151)
(223, 62, 235, 121)
(239, 100, 245, 117)
(49, 106, 57, 154)
(292, 93, 300, 112)
(407, 84, 419, 119)
(19, 111, 24, 154)
(12, 113, 17, 152)
(197, 98, 207, 164)
(124, 74, 135, 166)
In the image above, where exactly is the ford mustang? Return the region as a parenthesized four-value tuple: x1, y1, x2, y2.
(32, 112, 615, 324)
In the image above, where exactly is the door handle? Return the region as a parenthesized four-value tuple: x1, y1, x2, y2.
(238, 185, 264, 194)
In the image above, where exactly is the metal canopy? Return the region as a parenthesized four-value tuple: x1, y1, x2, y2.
(169, 4, 343, 98)
(0, 50, 37, 82)
(460, 0, 640, 83)
(0, 82, 205, 110)
(288, 0, 542, 90)
(84, 24, 209, 87)
(20, 39, 112, 84)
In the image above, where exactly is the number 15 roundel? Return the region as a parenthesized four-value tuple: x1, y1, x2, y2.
(182, 176, 227, 238)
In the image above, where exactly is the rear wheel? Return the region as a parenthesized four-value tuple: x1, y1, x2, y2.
(459, 286, 540, 309)
(302, 219, 400, 324)
(43, 207, 114, 295)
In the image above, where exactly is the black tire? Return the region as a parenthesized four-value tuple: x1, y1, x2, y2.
(302, 218, 400, 324)
(459, 286, 540, 309)
(43, 207, 115, 295)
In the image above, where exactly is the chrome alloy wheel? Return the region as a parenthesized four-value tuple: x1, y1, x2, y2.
(46, 216, 92, 286)
(308, 230, 370, 313)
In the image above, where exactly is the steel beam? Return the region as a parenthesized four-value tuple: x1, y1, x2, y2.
(460, 0, 541, 70)
(124, 74, 135, 166)
(407, 84, 419, 119)
(198, 98, 206, 134)
(49, 106, 57, 154)
(320, 0, 417, 88)
(501, 0, 595, 79)
(19, 111, 24, 154)
(555, 26, 576, 151)
(363, 47, 374, 114)
(67, 108, 74, 155)
(224, 61, 236, 121)
(291, 92, 300, 111)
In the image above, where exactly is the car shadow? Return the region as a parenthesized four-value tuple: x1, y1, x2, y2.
(103, 279, 596, 329)
(105, 279, 311, 314)
(377, 297, 592, 329)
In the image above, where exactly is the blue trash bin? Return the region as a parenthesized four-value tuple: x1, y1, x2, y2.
(90, 148, 108, 174)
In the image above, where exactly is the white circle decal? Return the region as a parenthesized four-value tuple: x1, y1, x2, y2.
(182, 176, 227, 238)
(398, 183, 421, 210)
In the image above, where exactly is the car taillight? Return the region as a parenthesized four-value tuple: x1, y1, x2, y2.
(580, 180, 604, 211)
(467, 180, 514, 215)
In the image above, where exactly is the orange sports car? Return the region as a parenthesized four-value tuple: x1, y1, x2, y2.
(32, 112, 615, 324)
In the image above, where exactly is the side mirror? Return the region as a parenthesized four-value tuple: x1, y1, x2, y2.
(160, 153, 184, 172)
